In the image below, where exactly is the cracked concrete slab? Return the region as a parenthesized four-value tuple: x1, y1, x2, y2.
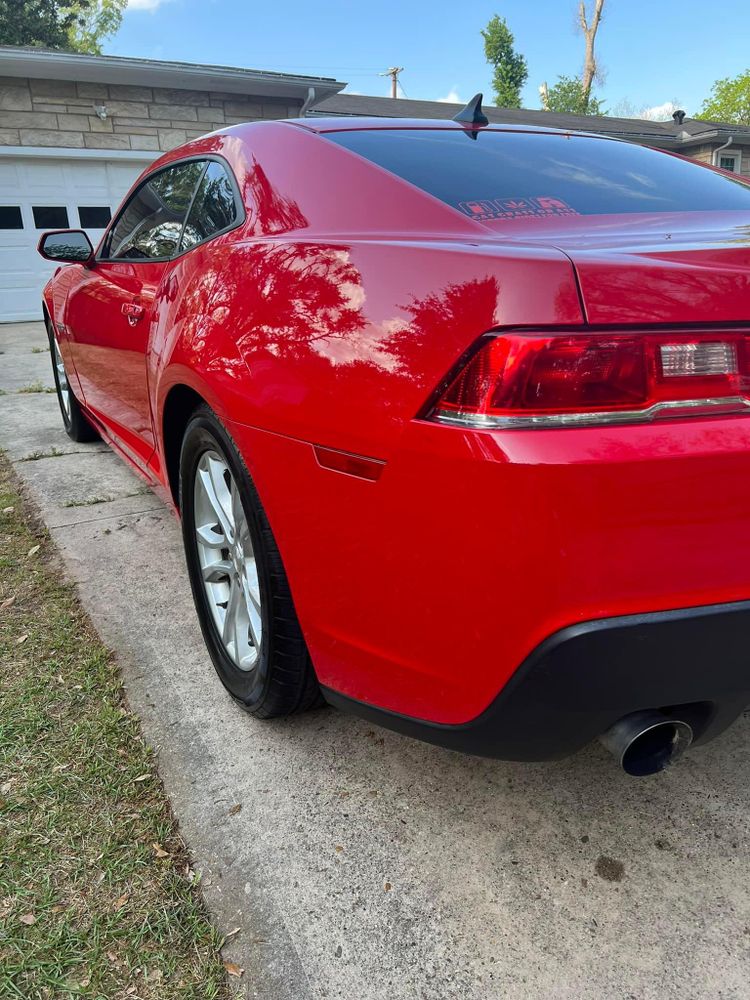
(2, 321, 750, 999)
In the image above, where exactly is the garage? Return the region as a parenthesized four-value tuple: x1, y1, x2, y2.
(0, 153, 152, 322)
(0, 45, 345, 323)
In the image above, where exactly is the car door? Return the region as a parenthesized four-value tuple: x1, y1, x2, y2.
(64, 159, 206, 469)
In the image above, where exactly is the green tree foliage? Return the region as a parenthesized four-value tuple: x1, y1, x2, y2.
(700, 70, 750, 125)
(546, 74, 605, 115)
(0, 0, 84, 47)
(481, 14, 528, 109)
(67, 0, 127, 54)
(0, 0, 125, 53)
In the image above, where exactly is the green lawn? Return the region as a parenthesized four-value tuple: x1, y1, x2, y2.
(0, 453, 234, 999)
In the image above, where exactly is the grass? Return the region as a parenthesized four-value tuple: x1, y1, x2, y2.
(17, 381, 55, 395)
(31, 347, 48, 355)
(0, 453, 235, 1000)
(18, 448, 67, 463)
(62, 495, 116, 509)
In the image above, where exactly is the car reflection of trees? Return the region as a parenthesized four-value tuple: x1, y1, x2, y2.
(243, 158, 309, 235)
(186, 160, 504, 384)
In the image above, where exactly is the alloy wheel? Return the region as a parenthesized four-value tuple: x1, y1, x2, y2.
(52, 336, 71, 423)
(193, 450, 263, 670)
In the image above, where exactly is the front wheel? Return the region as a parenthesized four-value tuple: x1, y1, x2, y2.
(179, 406, 321, 717)
(46, 320, 98, 442)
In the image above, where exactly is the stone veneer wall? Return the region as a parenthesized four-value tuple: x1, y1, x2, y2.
(0, 76, 302, 152)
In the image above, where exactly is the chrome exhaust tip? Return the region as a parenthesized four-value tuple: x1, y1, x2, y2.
(600, 711, 693, 776)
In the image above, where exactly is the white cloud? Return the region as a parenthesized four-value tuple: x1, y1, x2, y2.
(437, 89, 463, 104)
(640, 101, 681, 121)
(127, 0, 167, 11)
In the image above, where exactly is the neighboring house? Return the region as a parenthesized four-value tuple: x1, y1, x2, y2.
(0, 46, 344, 321)
(313, 93, 750, 177)
(2, 45, 750, 321)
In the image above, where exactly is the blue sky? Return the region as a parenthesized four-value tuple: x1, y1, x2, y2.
(110, 0, 749, 119)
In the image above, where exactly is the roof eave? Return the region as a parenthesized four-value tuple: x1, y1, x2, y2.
(0, 46, 346, 101)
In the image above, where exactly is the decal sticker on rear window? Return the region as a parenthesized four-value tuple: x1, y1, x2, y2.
(458, 197, 580, 221)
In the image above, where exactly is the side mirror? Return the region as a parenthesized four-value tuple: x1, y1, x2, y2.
(38, 229, 95, 264)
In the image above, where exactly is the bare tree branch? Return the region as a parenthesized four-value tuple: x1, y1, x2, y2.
(579, 0, 605, 103)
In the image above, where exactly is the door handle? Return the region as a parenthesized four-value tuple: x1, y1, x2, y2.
(121, 302, 144, 326)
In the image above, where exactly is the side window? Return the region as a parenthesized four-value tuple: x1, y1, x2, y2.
(106, 161, 205, 260)
(180, 161, 239, 252)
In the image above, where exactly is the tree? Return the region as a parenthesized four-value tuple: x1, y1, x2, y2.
(67, 0, 127, 54)
(481, 14, 528, 109)
(0, 0, 85, 47)
(539, 1, 606, 115)
(700, 70, 750, 125)
(579, 0, 605, 108)
(0, 0, 124, 53)
(545, 74, 605, 115)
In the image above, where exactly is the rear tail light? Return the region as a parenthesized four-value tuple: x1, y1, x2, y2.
(430, 330, 750, 429)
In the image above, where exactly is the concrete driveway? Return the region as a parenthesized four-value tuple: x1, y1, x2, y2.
(2, 320, 750, 999)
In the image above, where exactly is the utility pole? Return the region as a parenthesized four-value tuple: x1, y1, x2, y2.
(380, 66, 404, 99)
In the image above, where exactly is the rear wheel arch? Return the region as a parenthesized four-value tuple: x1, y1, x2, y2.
(162, 384, 207, 507)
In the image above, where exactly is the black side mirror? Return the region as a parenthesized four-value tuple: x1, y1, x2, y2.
(38, 229, 95, 264)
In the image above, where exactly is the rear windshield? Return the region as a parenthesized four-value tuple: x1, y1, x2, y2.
(324, 128, 750, 221)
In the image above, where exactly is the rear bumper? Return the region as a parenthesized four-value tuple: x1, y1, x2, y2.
(323, 599, 750, 760)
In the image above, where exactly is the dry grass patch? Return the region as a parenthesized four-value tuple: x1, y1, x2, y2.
(0, 453, 234, 999)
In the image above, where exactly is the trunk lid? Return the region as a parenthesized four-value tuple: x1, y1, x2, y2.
(490, 211, 750, 325)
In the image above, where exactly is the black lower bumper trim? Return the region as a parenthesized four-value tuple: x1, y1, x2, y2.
(322, 599, 750, 761)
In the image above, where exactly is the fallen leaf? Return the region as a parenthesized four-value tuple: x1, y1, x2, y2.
(152, 843, 169, 859)
(16, 634, 29, 645)
(2, 506, 14, 514)
(114, 894, 129, 910)
(27, 545, 40, 557)
(107, 951, 118, 963)
(19, 912, 36, 926)
(219, 927, 241, 949)
(79, 976, 91, 988)
(384, 882, 392, 892)
(228, 803, 242, 816)
(335, 845, 344, 853)
(133, 774, 150, 782)
(0, 596, 15, 610)
(224, 961, 244, 978)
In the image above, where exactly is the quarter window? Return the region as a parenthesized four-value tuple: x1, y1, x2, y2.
(106, 161, 205, 260)
(180, 161, 238, 252)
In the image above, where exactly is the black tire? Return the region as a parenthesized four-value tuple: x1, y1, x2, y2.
(179, 405, 321, 717)
(46, 319, 98, 443)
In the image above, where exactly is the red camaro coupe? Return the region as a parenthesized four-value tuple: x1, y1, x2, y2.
(38, 100, 750, 775)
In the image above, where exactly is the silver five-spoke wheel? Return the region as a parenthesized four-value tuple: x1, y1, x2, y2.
(52, 336, 71, 423)
(193, 450, 262, 671)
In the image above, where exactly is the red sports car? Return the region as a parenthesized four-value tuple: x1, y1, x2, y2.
(38, 104, 750, 776)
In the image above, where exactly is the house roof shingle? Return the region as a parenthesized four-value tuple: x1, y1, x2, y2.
(311, 93, 750, 148)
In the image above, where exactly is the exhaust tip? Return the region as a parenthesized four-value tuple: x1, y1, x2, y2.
(600, 712, 693, 776)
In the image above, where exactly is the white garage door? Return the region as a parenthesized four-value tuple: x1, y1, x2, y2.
(0, 155, 153, 322)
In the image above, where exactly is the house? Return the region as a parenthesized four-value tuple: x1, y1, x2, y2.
(312, 93, 750, 177)
(2, 45, 750, 321)
(0, 46, 345, 320)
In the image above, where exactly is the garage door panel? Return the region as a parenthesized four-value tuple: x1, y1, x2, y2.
(0, 154, 154, 322)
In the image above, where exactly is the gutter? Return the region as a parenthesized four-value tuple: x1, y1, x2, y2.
(712, 135, 734, 166)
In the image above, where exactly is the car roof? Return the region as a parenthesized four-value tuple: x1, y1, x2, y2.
(289, 116, 610, 142)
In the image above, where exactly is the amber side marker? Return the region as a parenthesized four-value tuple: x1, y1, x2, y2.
(313, 444, 386, 481)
